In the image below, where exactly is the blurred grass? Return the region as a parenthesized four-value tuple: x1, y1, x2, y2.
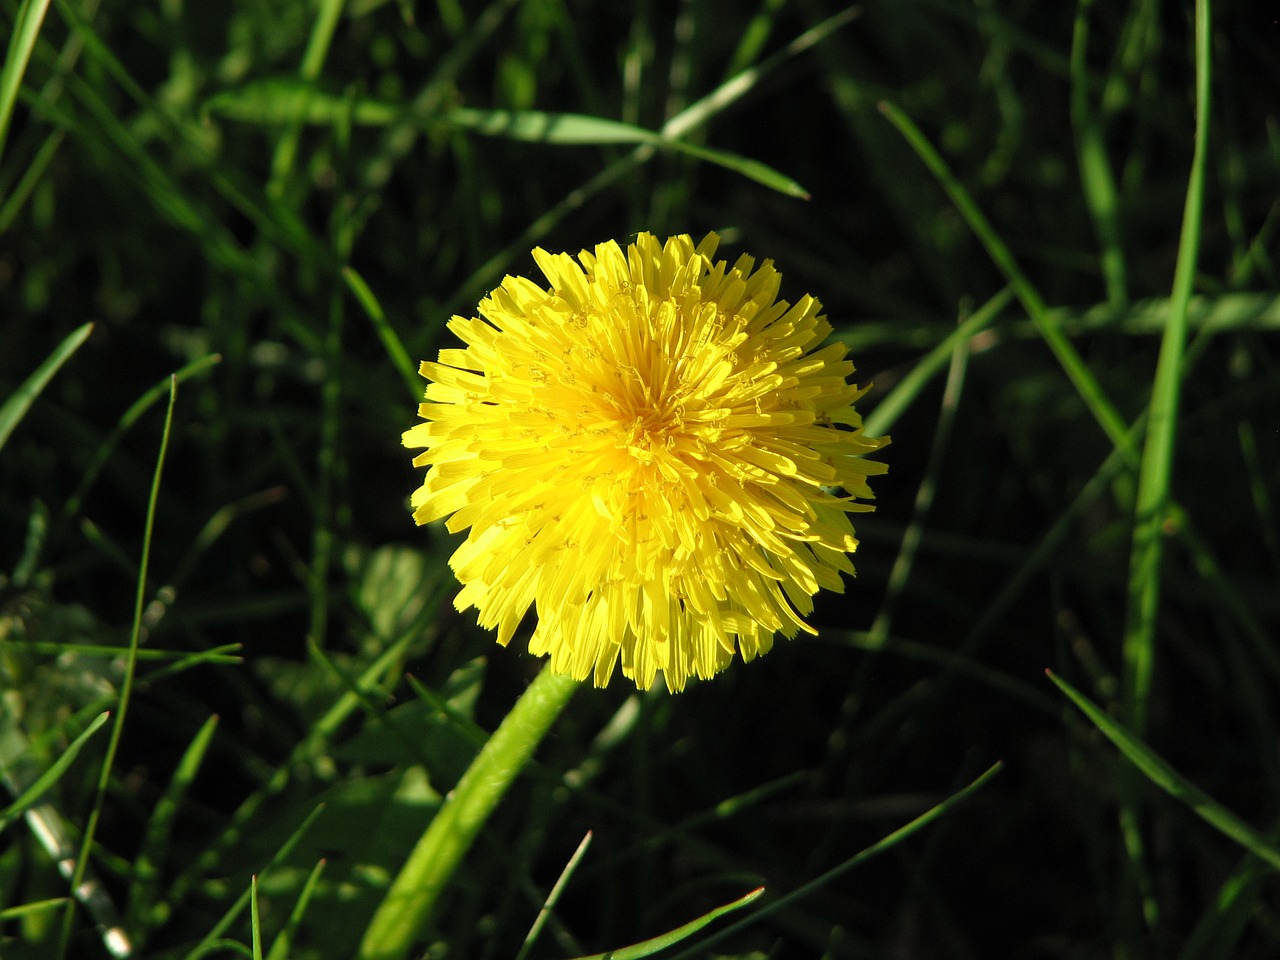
(1, 1, 1279, 958)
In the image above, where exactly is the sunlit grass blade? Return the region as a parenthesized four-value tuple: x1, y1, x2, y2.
(437, 7, 860, 324)
(670, 762, 1004, 960)
(662, 6, 858, 141)
(860, 286, 1013, 439)
(444, 108, 809, 198)
(566, 886, 764, 960)
(206, 83, 812, 199)
(1120, 0, 1210, 732)
(264, 859, 327, 960)
(0, 711, 109, 833)
(0, 321, 92, 454)
(658, 136, 809, 198)
(250, 876, 263, 960)
(1048, 671, 1280, 870)
(0, 0, 52, 160)
(877, 99, 1132, 456)
(358, 668, 580, 960)
(0, 897, 68, 922)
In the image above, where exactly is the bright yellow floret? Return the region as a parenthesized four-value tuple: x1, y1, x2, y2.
(403, 231, 888, 691)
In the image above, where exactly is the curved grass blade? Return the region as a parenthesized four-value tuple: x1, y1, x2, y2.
(1048, 671, 1280, 871)
(0, 321, 92, 454)
(515, 831, 592, 960)
(435, 5, 859, 323)
(0, 711, 109, 833)
(264, 859, 327, 960)
(205, 82, 811, 199)
(179, 804, 326, 960)
(0, 897, 68, 922)
(1121, 0, 1211, 733)
(0, 706, 130, 958)
(0, 0, 52, 159)
(670, 761, 1003, 960)
(860, 285, 1013, 438)
(343, 265, 419, 401)
(55, 353, 221, 547)
(569, 887, 764, 960)
(443, 108, 810, 196)
(877, 99, 1132, 456)
(56, 377, 178, 960)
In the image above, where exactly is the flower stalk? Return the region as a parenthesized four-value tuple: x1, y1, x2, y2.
(357, 667, 580, 960)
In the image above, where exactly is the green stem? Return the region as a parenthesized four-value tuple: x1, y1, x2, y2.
(358, 666, 580, 960)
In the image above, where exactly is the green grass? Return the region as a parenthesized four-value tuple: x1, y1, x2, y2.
(2, 0, 1279, 958)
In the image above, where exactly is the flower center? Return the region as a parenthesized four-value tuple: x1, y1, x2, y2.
(621, 408, 675, 464)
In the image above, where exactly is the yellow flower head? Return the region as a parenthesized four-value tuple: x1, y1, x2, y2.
(404, 232, 888, 692)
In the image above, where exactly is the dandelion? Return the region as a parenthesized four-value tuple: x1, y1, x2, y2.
(403, 232, 888, 692)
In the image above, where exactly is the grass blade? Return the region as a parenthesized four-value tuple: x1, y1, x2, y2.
(669, 762, 1004, 960)
(180, 804, 327, 960)
(126, 715, 220, 937)
(1048, 671, 1280, 870)
(1120, 0, 1211, 732)
(1070, 0, 1127, 306)
(514, 831, 592, 960)
(0, 711, 109, 833)
(860, 285, 1013, 438)
(342, 265, 420, 402)
(56, 377, 178, 960)
(0, 0, 52, 160)
(264, 859, 327, 960)
(878, 99, 1132, 457)
(570, 887, 764, 960)
(0, 321, 92, 454)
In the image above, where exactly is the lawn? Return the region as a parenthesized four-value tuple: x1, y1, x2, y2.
(2, 1, 1279, 958)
